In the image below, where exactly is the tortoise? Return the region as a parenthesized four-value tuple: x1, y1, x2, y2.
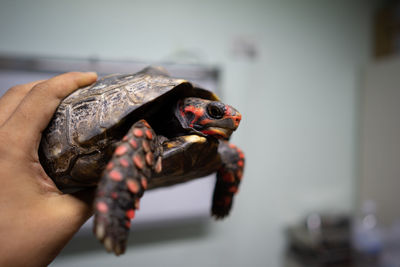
(39, 66, 245, 255)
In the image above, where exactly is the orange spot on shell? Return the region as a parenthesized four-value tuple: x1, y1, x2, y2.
(115, 145, 128, 156)
(133, 129, 143, 137)
(238, 160, 244, 167)
(96, 201, 108, 213)
(111, 192, 118, 199)
(126, 179, 139, 194)
(126, 209, 135, 220)
(133, 154, 144, 169)
(109, 170, 123, 181)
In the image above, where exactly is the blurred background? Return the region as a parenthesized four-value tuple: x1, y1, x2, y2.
(1, 0, 400, 266)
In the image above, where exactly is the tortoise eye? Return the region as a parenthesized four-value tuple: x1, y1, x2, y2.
(207, 103, 224, 119)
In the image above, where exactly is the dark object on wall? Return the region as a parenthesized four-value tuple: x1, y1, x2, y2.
(374, 1, 400, 58)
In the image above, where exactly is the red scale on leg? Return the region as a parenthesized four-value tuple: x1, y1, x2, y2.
(97, 201, 109, 213)
(133, 154, 144, 169)
(109, 170, 123, 181)
(141, 177, 148, 190)
(129, 139, 138, 149)
(145, 129, 153, 140)
(119, 158, 130, 168)
(115, 145, 128, 156)
(142, 140, 150, 152)
(126, 209, 135, 220)
(145, 152, 153, 166)
(126, 179, 140, 194)
(133, 128, 143, 137)
(106, 162, 114, 171)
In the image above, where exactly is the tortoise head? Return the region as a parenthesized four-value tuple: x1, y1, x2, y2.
(175, 97, 241, 139)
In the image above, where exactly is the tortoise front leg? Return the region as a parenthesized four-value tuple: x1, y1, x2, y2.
(212, 141, 245, 218)
(93, 120, 162, 255)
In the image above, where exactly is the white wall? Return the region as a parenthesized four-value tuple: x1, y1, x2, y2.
(0, 1, 375, 266)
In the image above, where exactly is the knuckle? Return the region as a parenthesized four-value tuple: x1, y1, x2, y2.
(7, 84, 30, 96)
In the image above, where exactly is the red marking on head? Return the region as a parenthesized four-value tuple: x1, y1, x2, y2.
(135, 199, 140, 210)
(239, 151, 245, 159)
(229, 143, 237, 149)
(133, 128, 143, 137)
(133, 154, 144, 169)
(125, 221, 131, 229)
(145, 129, 153, 140)
(106, 162, 114, 171)
(126, 209, 135, 220)
(109, 170, 123, 181)
(119, 158, 129, 168)
(237, 160, 244, 168)
(201, 129, 228, 138)
(115, 145, 128, 156)
(145, 152, 153, 166)
(129, 139, 138, 149)
(111, 192, 118, 199)
(126, 179, 139, 194)
(141, 177, 148, 190)
(123, 136, 128, 141)
(96, 201, 108, 213)
(222, 172, 235, 183)
(232, 114, 242, 128)
(184, 105, 205, 126)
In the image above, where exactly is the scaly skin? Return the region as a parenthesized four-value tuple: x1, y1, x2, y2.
(212, 141, 245, 218)
(94, 120, 161, 255)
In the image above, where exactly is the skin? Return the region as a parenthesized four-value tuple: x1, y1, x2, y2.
(0, 72, 98, 267)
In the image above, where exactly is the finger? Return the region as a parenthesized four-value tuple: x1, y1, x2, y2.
(0, 80, 45, 125)
(4, 72, 97, 144)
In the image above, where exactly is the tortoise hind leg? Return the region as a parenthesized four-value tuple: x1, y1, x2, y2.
(212, 141, 245, 219)
(93, 119, 162, 255)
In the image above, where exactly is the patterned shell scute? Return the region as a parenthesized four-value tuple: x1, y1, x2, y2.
(57, 72, 187, 147)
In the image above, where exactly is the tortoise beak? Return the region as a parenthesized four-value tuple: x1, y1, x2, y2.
(201, 106, 241, 139)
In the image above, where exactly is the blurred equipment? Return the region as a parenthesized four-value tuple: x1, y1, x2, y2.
(285, 213, 353, 267)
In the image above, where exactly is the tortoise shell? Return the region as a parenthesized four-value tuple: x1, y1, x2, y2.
(39, 67, 219, 189)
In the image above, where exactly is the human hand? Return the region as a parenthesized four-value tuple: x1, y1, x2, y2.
(0, 72, 98, 267)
